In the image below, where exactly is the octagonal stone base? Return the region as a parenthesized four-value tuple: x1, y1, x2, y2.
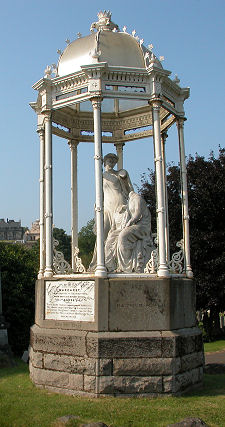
(29, 277, 204, 396)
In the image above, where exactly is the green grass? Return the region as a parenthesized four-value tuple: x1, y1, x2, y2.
(204, 339, 225, 353)
(0, 361, 225, 427)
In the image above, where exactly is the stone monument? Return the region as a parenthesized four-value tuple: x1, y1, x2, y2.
(29, 11, 204, 396)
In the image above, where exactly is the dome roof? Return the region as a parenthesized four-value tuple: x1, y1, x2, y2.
(58, 30, 146, 77)
(57, 11, 163, 77)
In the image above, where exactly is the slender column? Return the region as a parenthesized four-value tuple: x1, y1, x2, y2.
(177, 118, 193, 278)
(37, 127, 45, 278)
(161, 131, 170, 263)
(114, 143, 125, 170)
(91, 98, 107, 277)
(151, 100, 169, 277)
(44, 113, 53, 277)
(69, 140, 79, 270)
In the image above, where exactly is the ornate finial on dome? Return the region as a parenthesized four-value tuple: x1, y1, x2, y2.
(51, 64, 58, 77)
(90, 10, 119, 32)
(44, 65, 52, 79)
(174, 74, 180, 85)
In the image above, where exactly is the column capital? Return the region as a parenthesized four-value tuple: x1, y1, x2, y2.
(91, 97, 103, 110)
(43, 111, 52, 122)
(161, 131, 168, 142)
(114, 142, 125, 149)
(150, 99, 162, 111)
(37, 126, 45, 136)
(176, 116, 187, 129)
(68, 140, 79, 149)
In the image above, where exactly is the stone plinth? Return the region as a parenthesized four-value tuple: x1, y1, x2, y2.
(29, 277, 204, 396)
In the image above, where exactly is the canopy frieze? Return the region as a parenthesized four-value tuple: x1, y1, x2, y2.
(52, 125, 72, 139)
(160, 115, 176, 132)
(163, 76, 189, 99)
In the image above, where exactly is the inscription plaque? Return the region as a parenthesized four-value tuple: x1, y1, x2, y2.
(45, 280, 95, 322)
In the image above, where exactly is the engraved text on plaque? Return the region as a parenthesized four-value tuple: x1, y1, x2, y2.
(45, 280, 95, 321)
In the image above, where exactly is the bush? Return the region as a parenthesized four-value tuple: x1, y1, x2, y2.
(0, 242, 38, 356)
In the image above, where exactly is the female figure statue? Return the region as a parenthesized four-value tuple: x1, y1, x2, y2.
(117, 191, 153, 273)
(103, 153, 133, 241)
(88, 152, 133, 271)
(105, 191, 153, 273)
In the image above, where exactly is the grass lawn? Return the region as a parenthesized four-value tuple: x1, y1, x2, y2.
(0, 360, 225, 427)
(204, 339, 225, 353)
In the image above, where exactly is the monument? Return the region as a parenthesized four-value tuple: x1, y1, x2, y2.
(29, 11, 204, 396)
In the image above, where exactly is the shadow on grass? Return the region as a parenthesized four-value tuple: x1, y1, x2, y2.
(183, 374, 225, 398)
(0, 358, 26, 378)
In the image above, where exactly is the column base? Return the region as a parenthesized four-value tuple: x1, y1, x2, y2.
(95, 266, 107, 278)
(44, 269, 53, 278)
(186, 268, 194, 279)
(38, 271, 44, 279)
(157, 266, 170, 278)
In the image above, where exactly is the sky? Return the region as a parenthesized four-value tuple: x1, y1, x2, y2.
(0, 0, 224, 234)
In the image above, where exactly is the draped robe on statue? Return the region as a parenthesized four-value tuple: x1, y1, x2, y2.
(105, 191, 153, 273)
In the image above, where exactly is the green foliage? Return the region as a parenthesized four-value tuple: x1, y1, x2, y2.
(139, 147, 225, 314)
(78, 219, 96, 268)
(53, 227, 71, 263)
(0, 242, 39, 356)
(0, 361, 225, 426)
(204, 339, 225, 353)
(187, 149, 225, 313)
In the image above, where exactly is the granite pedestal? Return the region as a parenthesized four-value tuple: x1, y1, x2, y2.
(29, 277, 204, 396)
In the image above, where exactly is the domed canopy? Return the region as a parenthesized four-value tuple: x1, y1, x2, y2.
(57, 11, 161, 77)
(58, 31, 146, 76)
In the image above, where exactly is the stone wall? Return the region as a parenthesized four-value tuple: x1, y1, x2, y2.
(29, 324, 204, 396)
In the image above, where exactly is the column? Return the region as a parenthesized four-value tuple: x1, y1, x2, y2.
(37, 127, 45, 278)
(44, 113, 53, 277)
(91, 97, 107, 277)
(151, 100, 169, 277)
(177, 118, 193, 278)
(69, 140, 79, 270)
(161, 131, 170, 263)
(114, 143, 125, 170)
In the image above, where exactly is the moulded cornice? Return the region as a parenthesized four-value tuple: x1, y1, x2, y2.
(163, 75, 190, 99)
(147, 66, 171, 78)
(29, 101, 39, 113)
(32, 77, 54, 92)
(105, 65, 148, 76)
(81, 62, 108, 72)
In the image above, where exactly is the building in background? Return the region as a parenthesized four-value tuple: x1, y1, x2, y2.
(24, 220, 40, 246)
(0, 219, 24, 241)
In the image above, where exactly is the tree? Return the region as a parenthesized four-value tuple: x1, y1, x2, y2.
(139, 147, 225, 317)
(78, 219, 96, 268)
(0, 242, 39, 355)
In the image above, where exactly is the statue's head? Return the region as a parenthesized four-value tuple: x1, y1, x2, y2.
(103, 153, 118, 167)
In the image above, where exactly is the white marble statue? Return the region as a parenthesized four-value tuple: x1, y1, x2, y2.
(105, 191, 154, 273)
(102, 153, 133, 241)
(88, 153, 133, 271)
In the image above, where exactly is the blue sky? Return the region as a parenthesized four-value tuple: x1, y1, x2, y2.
(0, 0, 224, 233)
